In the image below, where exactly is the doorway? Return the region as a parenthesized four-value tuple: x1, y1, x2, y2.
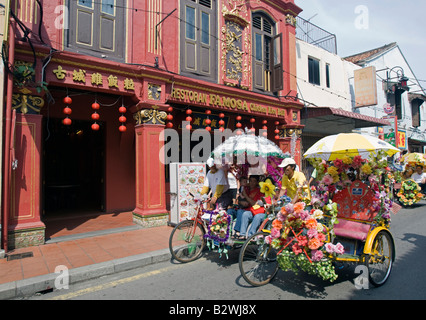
(43, 118, 105, 216)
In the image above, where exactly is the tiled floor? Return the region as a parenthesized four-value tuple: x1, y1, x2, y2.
(0, 211, 173, 284)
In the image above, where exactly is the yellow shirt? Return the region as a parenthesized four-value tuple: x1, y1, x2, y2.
(281, 171, 311, 201)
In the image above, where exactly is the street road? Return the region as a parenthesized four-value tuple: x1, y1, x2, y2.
(23, 200, 426, 301)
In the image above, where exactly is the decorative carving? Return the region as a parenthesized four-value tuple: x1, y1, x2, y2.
(285, 14, 297, 27)
(134, 107, 167, 125)
(148, 83, 161, 100)
(12, 94, 45, 114)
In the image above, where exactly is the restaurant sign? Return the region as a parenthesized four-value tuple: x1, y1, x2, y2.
(169, 87, 286, 118)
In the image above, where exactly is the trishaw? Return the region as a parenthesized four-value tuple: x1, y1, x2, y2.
(169, 132, 398, 288)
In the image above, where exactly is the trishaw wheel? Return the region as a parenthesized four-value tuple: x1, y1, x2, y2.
(239, 231, 279, 287)
(365, 230, 395, 287)
(169, 219, 206, 263)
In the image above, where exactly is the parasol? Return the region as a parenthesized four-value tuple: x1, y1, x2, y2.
(400, 152, 426, 166)
(303, 133, 400, 161)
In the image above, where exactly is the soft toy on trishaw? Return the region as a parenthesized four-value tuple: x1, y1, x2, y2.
(169, 132, 399, 288)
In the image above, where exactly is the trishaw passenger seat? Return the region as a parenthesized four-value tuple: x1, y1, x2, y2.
(332, 180, 378, 241)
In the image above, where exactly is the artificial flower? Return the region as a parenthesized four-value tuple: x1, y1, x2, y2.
(308, 237, 322, 250)
(361, 163, 372, 175)
(259, 179, 276, 198)
(272, 219, 283, 230)
(305, 218, 318, 230)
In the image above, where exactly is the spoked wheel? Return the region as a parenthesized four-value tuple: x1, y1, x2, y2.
(365, 230, 395, 287)
(239, 231, 279, 286)
(169, 219, 206, 263)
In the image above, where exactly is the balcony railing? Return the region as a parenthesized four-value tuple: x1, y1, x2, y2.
(296, 16, 337, 54)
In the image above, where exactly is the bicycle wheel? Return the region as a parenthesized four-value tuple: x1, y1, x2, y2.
(169, 219, 206, 263)
(239, 231, 279, 286)
(365, 230, 395, 287)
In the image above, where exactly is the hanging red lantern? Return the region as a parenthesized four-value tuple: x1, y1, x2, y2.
(63, 117, 72, 126)
(219, 127, 225, 132)
(262, 120, 267, 125)
(206, 109, 211, 115)
(92, 102, 100, 110)
(119, 124, 127, 132)
(262, 125, 267, 130)
(63, 106, 72, 115)
(262, 131, 268, 137)
(91, 123, 100, 131)
(274, 128, 279, 134)
(186, 116, 192, 122)
(119, 115, 127, 123)
(236, 130, 242, 135)
(250, 127, 255, 132)
(219, 119, 225, 126)
(186, 124, 192, 130)
(236, 122, 242, 128)
(236, 115, 242, 121)
(205, 126, 212, 132)
(119, 106, 127, 114)
(219, 113, 225, 118)
(186, 109, 192, 115)
(275, 135, 280, 140)
(275, 121, 280, 126)
(63, 96, 72, 105)
(166, 122, 173, 128)
(205, 118, 212, 125)
(167, 106, 173, 113)
(166, 114, 173, 121)
(91, 112, 100, 121)
(250, 118, 255, 123)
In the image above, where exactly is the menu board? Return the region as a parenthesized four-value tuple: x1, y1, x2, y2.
(169, 163, 206, 224)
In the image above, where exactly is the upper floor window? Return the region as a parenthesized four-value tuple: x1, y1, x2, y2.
(252, 13, 282, 93)
(308, 57, 320, 85)
(411, 98, 423, 127)
(67, 0, 125, 62)
(180, 0, 217, 81)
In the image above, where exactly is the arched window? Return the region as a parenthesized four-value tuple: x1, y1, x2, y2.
(252, 13, 282, 93)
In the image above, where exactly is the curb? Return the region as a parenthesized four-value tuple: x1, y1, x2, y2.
(0, 248, 171, 300)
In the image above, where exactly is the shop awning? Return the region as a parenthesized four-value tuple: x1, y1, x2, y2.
(301, 106, 391, 135)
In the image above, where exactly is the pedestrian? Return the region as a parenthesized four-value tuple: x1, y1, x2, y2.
(201, 158, 233, 209)
(276, 158, 310, 204)
(411, 164, 426, 193)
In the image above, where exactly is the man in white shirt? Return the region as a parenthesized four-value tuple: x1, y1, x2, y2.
(411, 165, 426, 193)
(201, 158, 232, 209)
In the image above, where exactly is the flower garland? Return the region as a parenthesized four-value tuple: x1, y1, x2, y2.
(204, 210, 232, 258)
(265, 201, 344, 282)
(396, 179, 423, 206)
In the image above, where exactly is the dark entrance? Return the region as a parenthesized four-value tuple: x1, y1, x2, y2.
(43, 118, 105, 216)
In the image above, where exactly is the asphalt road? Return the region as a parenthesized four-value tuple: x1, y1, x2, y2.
(23, 200, 426, 301)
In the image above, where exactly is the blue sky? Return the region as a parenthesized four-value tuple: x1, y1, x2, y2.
(295, 0, 426, 91)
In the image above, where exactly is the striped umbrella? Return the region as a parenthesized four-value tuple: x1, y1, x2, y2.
(303, 133, 400, 161)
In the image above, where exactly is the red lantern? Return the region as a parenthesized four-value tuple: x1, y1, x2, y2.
(275, 121, 280, 126)
(219, 119, 225, 126)
(119, 106, 127, 114)
(205, 126, 211, 132)
(275, 135, 280, 140)
(63, 117, 72, 125)
(166, 114, 173, 121)
(262, 131, 268, 137)
(219, 113, 225, 118)
(206, 109, 211, 115)
(63, 106, 72, 115)
(236, 115, 242, 121)
(92, 102, 100, 110)
(262, 125, 267, 130)
(63, 96, 72, 105)
(119, 115, 127, 123)
(250, 118, 255, 123)
(91, 123, 100, 131)
(186, 109, 192, 115)
(262, 120, 267, 124)
(91, 112, 100, 120)
(186, 124, 192, 130)
(219, 127, 225, 132)
(167, 106, 173, 113)
(205, 118, 212, 125)
(186, 116, 192, 122)
(166, 122, 173, 128)
(236, 122, 242, 128)
(119, 124, 127, 132)
(236, 129, 242, 135)
(274, 129, 279, 134)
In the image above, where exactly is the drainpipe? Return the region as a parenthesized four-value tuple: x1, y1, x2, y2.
(2, 19, 15, 253)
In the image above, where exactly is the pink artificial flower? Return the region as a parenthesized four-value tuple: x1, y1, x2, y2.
(325, 243, 335, 254)
(264, 236, 271, 244)
(271, 228, 281, 239)
(334, 243, 345, 255)
(311, 250, 323, 262)
(307, 228, 318, 239)
(321, 174, 334, 185)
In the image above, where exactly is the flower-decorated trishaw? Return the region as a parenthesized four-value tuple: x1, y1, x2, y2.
(238, 133, 398, 287)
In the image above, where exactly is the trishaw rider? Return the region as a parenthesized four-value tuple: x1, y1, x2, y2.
(276, 158, 311, 204)
(201, 158, 233, 209)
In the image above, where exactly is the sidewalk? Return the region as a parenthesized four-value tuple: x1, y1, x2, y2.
(0, 212, 174, 299)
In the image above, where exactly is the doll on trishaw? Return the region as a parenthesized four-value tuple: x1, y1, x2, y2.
(169, 132, 398, 288)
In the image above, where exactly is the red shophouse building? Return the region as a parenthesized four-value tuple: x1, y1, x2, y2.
(2, 0, 304, 250)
